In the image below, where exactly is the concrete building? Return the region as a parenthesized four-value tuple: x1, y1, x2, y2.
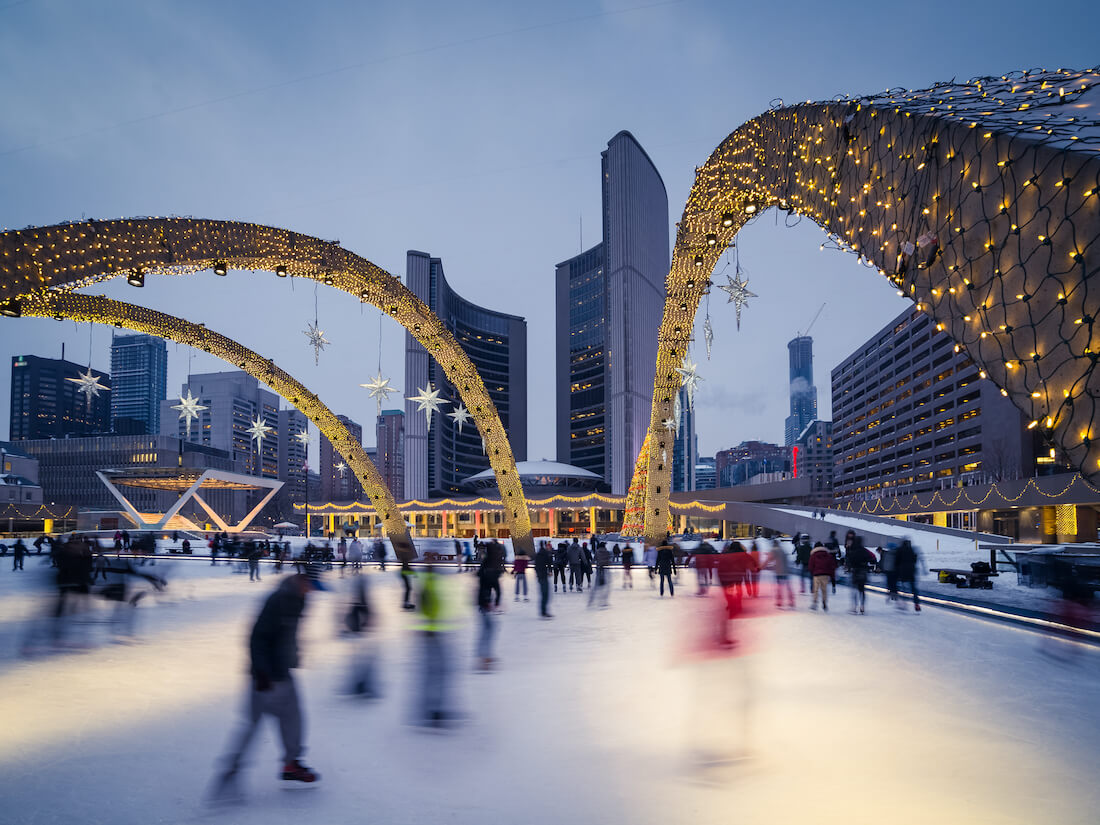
(109, 333, 167, 435)
(672, 386, 696, 493)
(831, 306, 1034, 503)
(716, 441, 790, 487)
(320, 414, 362, 502)
(160, 372, 279, 478)
(793, 419, 834, 506)
(277, 408, 308, 514)
(376, 409, 404, 501)
(9, 354, 110, 440)
(404, 251, 527, 499)
(555, 131, 669, 494)
(784, 336, 818, 446)
(694, 456, 717, 490)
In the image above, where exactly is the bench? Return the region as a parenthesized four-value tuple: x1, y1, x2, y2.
(930, 566, 998, 589)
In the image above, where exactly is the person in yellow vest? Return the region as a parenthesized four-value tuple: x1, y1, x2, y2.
(415, 565, 462, 728)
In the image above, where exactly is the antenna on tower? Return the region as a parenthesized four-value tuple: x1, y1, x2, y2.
(798, 302, 826, 338)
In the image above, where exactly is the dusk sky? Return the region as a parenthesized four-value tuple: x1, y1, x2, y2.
(1, 0, 1095, 460)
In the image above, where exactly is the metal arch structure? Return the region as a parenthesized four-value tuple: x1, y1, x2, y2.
(0, 218, 535, 552)
(638, 67, 1100, 542)
(19, 290, 416, 551)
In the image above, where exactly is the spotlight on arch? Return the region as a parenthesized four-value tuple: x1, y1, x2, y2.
(693, 255, 704, 267)
(127, 269, 145, 288)
(705, 233, 718, 247)
(275, 265, 288, 278)
(0, 299, 22, 318)
(744, 203, 758, 215)
(213, 261, 228, 276)
(721, 213, 735, 228)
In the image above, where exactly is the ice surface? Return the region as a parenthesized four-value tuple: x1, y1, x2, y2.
(0, 560, 1097, 825)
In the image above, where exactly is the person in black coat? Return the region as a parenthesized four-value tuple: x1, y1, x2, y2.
(894, 539, 921, 612)
(534, 542, 553, 618)
(656, 541, 678, 597)
(844, 536, 875, 614)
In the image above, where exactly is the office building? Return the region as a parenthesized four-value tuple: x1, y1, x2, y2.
(109, 333, 167, 435)
(716, 441, 790, 487)
(784, 336, 818, 446)
(794, 419, 834, 506)
(694, 456, 717, 490)
(376, 409, 405, 501)
(9, 354, 110, 441)
(404, 251, 527, 499)
(320, 414, 362, 502)
(671, 386, 696, 493)
(277, 408, 309, 506)
(160, 371, 279, 478)
(831, 306, 1033, 501)
(555, 131, 670, 494)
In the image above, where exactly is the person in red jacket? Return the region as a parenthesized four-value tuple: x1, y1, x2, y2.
(808, 542, 837, 611)
(715, 542, 758, 619)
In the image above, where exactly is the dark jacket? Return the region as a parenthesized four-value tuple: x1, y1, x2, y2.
(250, 577, 306, 682)
(656, 545, 677, 574)
(895, 541, 918, 579)
(534, 547, 552, 578)
(794, 541, 812, 567)
(808, 547, 837, 577)
(845, 541, 874, 574)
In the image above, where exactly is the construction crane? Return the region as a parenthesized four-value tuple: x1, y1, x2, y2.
(797, 302, 826, 339)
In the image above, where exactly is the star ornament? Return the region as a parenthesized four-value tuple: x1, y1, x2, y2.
(675, 357, 703, 410)
(336, 461, 347, 478)
(171, 389, 208, 439)
(67, 367, 108, 404)
(360, 371, 398, 415)
(246, 416, 273, 447)
(448, 403, 473, 434)
(294, 429, 310, 447)
(408, 383, 448, 431)
(718, 271, 757, 330)
(703, 316, 714, 360)
(661, 417, 677, 433)
(303, 321, 330, 365)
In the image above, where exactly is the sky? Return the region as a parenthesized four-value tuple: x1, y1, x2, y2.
(0, 0, 1096, 461)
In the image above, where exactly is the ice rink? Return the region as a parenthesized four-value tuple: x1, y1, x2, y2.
(0, 558, 1097, 825)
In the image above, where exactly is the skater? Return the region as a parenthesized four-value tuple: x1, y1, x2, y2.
(882, 543, 899, 602)
(894, 538, 921, 612)
(512, 546, 529, 601)
(535, 541, 553, 618)
(656, 539, 677, 597)
(348, 536, 363, 571)
(768, 538, 795, 608)
(400, 559, 416, 610)
(341, 570, 380, 698)
(808, 541, 836, 611)
(475, 560, 497, 671)
(481, 539, 506, 608)
(844, 535, 874, 614)
(568, 538, 584, 593)
(553, 542, 569, 592)
(12, 537, 26, 571)
(588, 542, 611, 609)
(247, 544, 263, 582)
(643, 544, 658, 586)
(793, 534, 812, 594)
(415, 565, 459, 727)
(210, 567, 326, 800)
(621, 543, 634, 589)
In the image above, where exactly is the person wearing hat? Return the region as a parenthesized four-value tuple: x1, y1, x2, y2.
(210, 566, 326, 800)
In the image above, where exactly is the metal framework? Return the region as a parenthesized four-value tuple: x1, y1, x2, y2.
(637, 67, 1100, 542)
(0, 218, 534, 552)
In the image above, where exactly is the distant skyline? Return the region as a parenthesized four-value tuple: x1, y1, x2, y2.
(1, 0, 1094, 461)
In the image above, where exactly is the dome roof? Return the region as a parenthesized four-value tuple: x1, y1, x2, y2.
(462, 460, 602, 491)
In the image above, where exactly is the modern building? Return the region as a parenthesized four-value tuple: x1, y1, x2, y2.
(320, 414, 362, 502)
(694, 456, 717, 490)
(715, 441, 790, 487)
(160, 372, 279, 478)
(784, 336, 818, 446)
(831, 306, 1034, 503)
(109, 333, 167, 435)
(0, 441, 42, 507)
(376, 409, 405, 501)
(671, 386, 696, 493)
(277, 408, 309, 513)
(793, 419, 834, 506)
(555, 130, 670, 494)
(404, 250, 527, 499)
(9, 354, 111, 440)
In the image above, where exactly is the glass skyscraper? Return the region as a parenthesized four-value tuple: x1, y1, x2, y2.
(555, 131, 669, 494)
(110, 333, 167, 435)
(785, 335, 818, 446)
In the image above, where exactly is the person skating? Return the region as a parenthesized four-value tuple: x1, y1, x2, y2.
(656, 540, 677, 597)
(480, 539, 506, 608)
(415, 565, 460, 727)
(808, 541, 836, 611)
(12, 538, 27, 571)
(844, 535, 875, 614)
(400, 559, 416, 610)
(567, 538, 584, 593)
(621, 544, 634, 589)
(512, 547, 530, 602)
(534, 541, 553, 618)
(588, 543, 611, 609)
(894, 538, 922, 612)
(247, 544, 263, 582)
(793, 534, 812, 593)
(553, 542, 569, 593)
(643, 544, 658, 586)
(768, 538, 795, 608)
(210, 567, 326, 800)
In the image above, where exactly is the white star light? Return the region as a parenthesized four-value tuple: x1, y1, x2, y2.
(303, 321, 330, 365)
(662, 417, 677, 432)
(408, 383, 448, 431)
(675, 357, 703, 410)
(336, 461, 347, 478)
(294, 429, 310, 447)
(703, 316, 714, 360)
(448, 403, 473, 433)
(246, 416, 273, 447)
(67, 367, 108, 404)
(718, 271, 757, 330)
(360, 371, 398, 415)
(171, 389, 208, 439)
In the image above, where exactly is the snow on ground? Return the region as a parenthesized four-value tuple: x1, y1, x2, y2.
(0, 562, 1097, 825)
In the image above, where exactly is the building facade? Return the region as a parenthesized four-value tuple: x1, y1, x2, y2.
(404, 251, 527, 499)
(277, 408, 308, 511)
(320, 414, 362, 502)
(784, 336, 818, 447)
(160, 372, 279, 478)
(831, 307, 1033, 502)
(376, 409, 405, 501)
(715, 441, 790, 487)
(671, 386, 696, 493)
(694, 456, 717, 490)
(793, 419, 834, 506)
(555, 131, 669, 494)
(109, 333, 167, 435)
(9, 354, 111, 441)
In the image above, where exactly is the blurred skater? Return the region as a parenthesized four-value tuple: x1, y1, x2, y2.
(553, 542, 569, 593)
(808, 542, 836, 611)
(844, 534, 875, 614)
(512, 546, 529, 602)
(476, 562, 497, 671)
(12, 538, 27, 571)
(341, 569, 380, 698)
(656, 539, 677, 597)
(768, 539, 795, 608)
(895, 538, 921, 612)
(416, 565, 461, 727)
(588, 542, 611, 609)
(644, 544, 658, 586)
(621, 543, 634, 589)
(400, 559, 416, 610)
(535, 541, 553, 618)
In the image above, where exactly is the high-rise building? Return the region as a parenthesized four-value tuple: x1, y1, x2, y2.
(693, 456, 717, 490)
(555, 131, 670, 494)
(784, 336, 818, 446)
(794, 419, 834, 506)
(716, 441, 790, 487)
(9, 354, 110, 440)
(671, 386, 696, 493)
(109, 333, 167, 435)
(376, 409, 405, 501)
(160, 371, 279, 478)
(277, 408, 308, 505)
(320, 414, 362, 502)
(831, 306, 1033, 501)
(404, 251, 527, 499)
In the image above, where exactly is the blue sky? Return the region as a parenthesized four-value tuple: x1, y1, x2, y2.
(1, 0, 1095, 459)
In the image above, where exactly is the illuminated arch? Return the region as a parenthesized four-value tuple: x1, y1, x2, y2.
(19, 290, 415, 550)
(0, 218, 534, 551)
(637, 67, 1100, 541)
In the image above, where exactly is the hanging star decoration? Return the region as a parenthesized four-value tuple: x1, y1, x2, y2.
(360, 371, 398, 415)
(662, 417, 677, 433)
(336, 461, 347, 478)
(66, 367, 108, 406)
(448, 403, 473, 434)
(294, 429, 310, 446)
(303, 320, 330, 365)
(408, 382, 448, 431)
(718, 270, 757, 330)
(675, 357, 703, 410)
(246, 416, 273, 448)
(673, 393, 682, 433)
(171, 388, 208, 439)
(703, 316, 714, 359)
